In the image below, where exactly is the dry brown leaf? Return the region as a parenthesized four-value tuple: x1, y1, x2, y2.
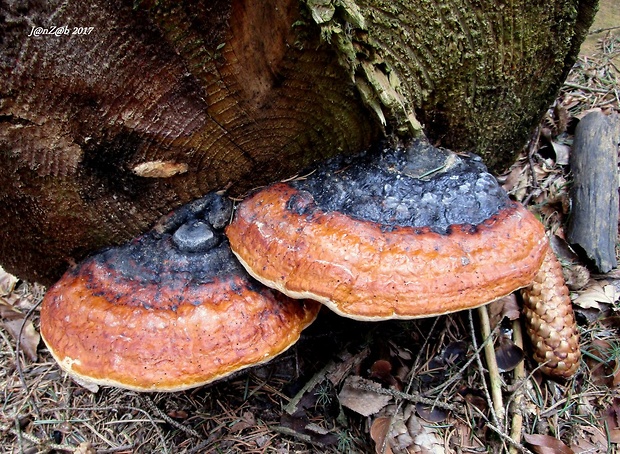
(0, 266, 18, 296)
(524, 434, 574, 454)
(0, 297, 40, 362)
(389, 340, 413, 361)
(370, 417, 394, 454)
(405, 408, 446, 454)
(604, 399, 620, 444)
(488, 293, 520, 323)
(326, 347, 369, 386)
(550, 141, 570, 166)
(338, 376, 391, 417)
(570, 424, 609, 453)
(229, 411, 256, 432)
(573, 281, 618, 309)
(74, 441, 96, 454)
(583, 339, 618, 387)
(415, 403, 448, 423)
(499, 159, 530, 201)
(447, 416, 485, 452)
(0, 299, 23, 320)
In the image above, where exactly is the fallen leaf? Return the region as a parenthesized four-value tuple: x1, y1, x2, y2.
(389, 340, 412, 361)
(524, 433, 574, 454)
(2, 317, 40, 362)
(583, 339, 617, 387)
(570, 424, 609, 453)
(0, 300, 23, 320)
(573, 281, 618, 310)
(488, 294, 520, 326)
(326, 347, 369, 386)
(0, 266, 18, 296)
(405, 407, 446, 454)
(74, 442, 96, 454)
(604, 399, 620, 444)
(279, 413, 338, 447)
(461, 391, 487, 415)
(448, 415, 485, 452)
(229, 411, 255, 432)
(338, 376, 391, 417)
(550, 141, 570, 166)
(442, 341, 468, 366)
(167, 409, 189, 419)
(495, 337, 524, 372)
(370, 417, 393, 454)
(415, 403, 448, 423)
(499, 161, 528, 200)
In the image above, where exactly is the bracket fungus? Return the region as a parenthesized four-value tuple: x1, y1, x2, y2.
(226, 140, 580, 378)
(40, 193, 321, 392)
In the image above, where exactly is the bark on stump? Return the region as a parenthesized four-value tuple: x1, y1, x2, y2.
(0, 0, 597, 284)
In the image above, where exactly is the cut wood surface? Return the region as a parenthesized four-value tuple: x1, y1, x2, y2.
(0, 0, 597, 283)
(567, 110, 620, 272)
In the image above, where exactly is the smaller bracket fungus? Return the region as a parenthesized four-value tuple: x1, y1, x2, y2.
(40, 193, 321, 392)
(226, 140, 580, 378)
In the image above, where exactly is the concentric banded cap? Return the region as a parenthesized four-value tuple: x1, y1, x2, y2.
(41, 193, 320, 391)
(226, 141, 548, 320)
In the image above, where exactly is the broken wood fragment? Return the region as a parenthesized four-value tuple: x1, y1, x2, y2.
(567, 110, 620, 273)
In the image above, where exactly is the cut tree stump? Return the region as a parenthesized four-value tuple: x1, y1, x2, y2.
(0, 0, 597, 284)
(567, 110, 620, 273)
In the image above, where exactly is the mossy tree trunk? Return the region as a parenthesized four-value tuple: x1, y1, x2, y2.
(0, 0, 596, 284)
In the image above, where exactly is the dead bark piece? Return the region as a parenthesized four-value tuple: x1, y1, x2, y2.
(567, 111, 620, 273)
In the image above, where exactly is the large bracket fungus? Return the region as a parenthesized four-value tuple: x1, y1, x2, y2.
(40, 193, 321, 392)
(226, 140, 581, 378)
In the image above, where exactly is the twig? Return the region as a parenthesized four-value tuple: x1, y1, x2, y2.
(98, 445, 137, 454)
(143, 395, 202, 439)
(468, 310, 503, 432)
(270, 425, 330, 448)
(41, 404, 170, 453)
(284, 360, 333, 415)
(477, 305, 505, 425)
(349, 380, 463, 414)
(523, 126, 541, 206)
(509, 319, 526, 454)
(15, 299, 44, 419)
(424, 320, 499, 398)
(12, 416, 77, 453)
(484, 417, 534, 454)
(563, 82, 615, 94)
(589, 25, 620, 35)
